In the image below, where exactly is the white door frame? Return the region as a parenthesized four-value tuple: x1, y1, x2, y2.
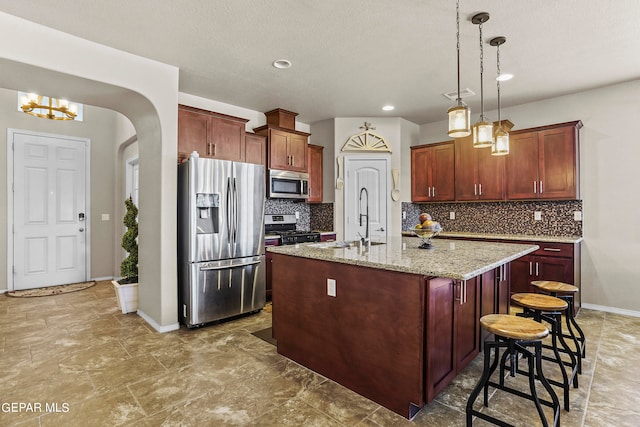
(6, 128, 91, 291)
(343, 155, 390, 243)
(125, 155, 139, 206)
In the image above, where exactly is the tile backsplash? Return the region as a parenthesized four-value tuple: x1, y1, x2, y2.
(265, 200, 334, 232)
(402, 200, 583, 237)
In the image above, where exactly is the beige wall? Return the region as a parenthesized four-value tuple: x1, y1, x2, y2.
(324, 117, 418, 240)
(0, 12, 180, 330)
(0, 88, 131, 289)
(419, 79, 640, 314)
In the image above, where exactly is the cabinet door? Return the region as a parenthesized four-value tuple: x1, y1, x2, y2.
(307, 144, 323, 203)
(534, 255, 573, 284)
(454, 136, 478, 201)
(506, 131, 539, 199)
(265, 251, 273, 302)
(289, 133, 308, 172)
(426, 277, 456, 401)
(245, 133, 266, 166)
(480, 270, 496, 342)
(210, 117, 245, 162)
(476, 147, 505, 200)
(178, 109, 209, 160)
(269, 129, 291, 170)
(456, 277, 480, 368)
(538, 126, 577, 199)
(411, 147, 431, 201)
(510, 256, 535, 295)
(431, 143, 455, 201)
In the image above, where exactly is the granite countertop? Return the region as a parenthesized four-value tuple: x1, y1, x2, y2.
(267, 236, 539, 280)
(402, 231, 583, 244)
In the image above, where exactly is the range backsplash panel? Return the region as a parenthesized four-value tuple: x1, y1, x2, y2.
(309, 203, 334, 232)
(265, 199, 311, 231)
(402, 200, 583, 237)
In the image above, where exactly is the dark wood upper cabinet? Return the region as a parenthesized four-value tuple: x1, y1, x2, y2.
(411, 141, 455, 202)
(505, 121, 581, 200)
(454, 135, 505, 201)
(307, 144, 323, 203)
(244, 132, 266, 166)
(177, 105, 248, 163)
(253, 108, 309, 172)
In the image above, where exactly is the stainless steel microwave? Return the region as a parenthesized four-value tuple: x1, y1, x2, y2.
(268, 169, 309, 199)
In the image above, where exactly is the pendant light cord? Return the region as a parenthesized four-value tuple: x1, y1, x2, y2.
(479, 21, 485, 120)
(456, 0, 461, 104)
(496, 42, 501, 125)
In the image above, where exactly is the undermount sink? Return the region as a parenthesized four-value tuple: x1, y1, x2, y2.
(308, 241, 386, 249)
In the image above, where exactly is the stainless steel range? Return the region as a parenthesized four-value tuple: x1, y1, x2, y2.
(265, 214, 320, 245)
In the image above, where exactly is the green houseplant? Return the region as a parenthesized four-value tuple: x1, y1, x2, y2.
(112, 196, 139, 313)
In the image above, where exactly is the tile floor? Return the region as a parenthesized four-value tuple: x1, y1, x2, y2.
(1, 281, 639, 426)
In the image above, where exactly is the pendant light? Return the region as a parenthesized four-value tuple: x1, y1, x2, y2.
(447, 0, 471, 138)
(490, 36, 509, 156)
(471, 12, 493, 148)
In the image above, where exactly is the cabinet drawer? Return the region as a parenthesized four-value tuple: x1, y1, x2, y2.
(522, 242, 573, 258)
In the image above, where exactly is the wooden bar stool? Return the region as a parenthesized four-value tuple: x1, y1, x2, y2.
(532, 280, 586, 374)
(511, 293, 579, 412)
(466, 314, 560, 427)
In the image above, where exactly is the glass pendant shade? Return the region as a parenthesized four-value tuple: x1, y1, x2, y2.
(473, 121, 494, 147)
(492, 126, 510, 155)
(448, 103, 471, 138)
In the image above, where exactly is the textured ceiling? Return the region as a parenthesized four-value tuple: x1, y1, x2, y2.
(1, 0, 639, 125)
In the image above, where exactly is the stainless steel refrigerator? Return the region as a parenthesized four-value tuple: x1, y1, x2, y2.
(178, 153, 266, 327)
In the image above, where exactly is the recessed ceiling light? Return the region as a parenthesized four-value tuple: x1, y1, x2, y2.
(272, 59, 292, 69)
(497, 73, 513, 82)
(382, 105, 395, 111)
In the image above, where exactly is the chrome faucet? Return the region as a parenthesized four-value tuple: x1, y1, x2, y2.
(358, 187, 370, 245)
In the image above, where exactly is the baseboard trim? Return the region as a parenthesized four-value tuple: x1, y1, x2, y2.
(92, 276, 115, 281)
(582, 303, 640, 318)
(137, 309, 180, 333)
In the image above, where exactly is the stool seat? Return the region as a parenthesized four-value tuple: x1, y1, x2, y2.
(532, 280, 579, 294)
(512, 293, 568, 312)
(480, 314, 549, 341)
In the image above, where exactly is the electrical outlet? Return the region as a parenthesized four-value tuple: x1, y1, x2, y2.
(574, 211, 582, 221)
(449, 211, 455, 220)
(295, 211, 300, 220)
(402, 211, 406, 220)
(101, 213, 110, 221)
(534, 211, 542, 221)
(327, 278, 336, 297)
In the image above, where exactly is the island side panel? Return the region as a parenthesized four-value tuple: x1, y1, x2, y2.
(271, 253, 426, 418)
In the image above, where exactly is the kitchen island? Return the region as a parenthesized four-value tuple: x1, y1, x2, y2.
(268, 236, 538, 419)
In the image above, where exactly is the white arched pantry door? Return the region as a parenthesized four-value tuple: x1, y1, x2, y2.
(343, 157, 389, 243)
(9, 129, 89, 290)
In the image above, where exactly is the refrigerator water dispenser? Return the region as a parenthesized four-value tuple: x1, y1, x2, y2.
(196, 193, 219, 234)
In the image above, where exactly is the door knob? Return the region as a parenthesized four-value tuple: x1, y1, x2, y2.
(79, 228, 85, 232)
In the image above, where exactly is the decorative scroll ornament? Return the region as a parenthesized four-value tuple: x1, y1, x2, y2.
(341, 122, 392, 153)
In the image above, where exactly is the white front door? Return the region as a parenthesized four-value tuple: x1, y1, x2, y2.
(11, 130, 88, 290)
(344, 157, 388, 243)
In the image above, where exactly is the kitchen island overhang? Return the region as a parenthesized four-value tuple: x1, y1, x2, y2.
(268, 237, 538, 419)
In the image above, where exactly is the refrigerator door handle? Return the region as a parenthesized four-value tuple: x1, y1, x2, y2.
(226, 177, 233, 243)
(199, 259, 262, 271)
(232, 177, 238, 244)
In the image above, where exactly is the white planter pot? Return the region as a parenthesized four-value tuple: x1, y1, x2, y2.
(112, 280, 139, 314)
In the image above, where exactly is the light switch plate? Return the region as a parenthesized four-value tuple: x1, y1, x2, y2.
(101, 213, 110, 221)
(534, 211, 542, 221)
(449, 211, 455, 220)
(295, 211, 300, 220)
(327, 278, 336, 297)
(574, 211, 582, 221)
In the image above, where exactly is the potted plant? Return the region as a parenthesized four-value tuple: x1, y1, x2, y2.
(112, 196, 139, 314)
